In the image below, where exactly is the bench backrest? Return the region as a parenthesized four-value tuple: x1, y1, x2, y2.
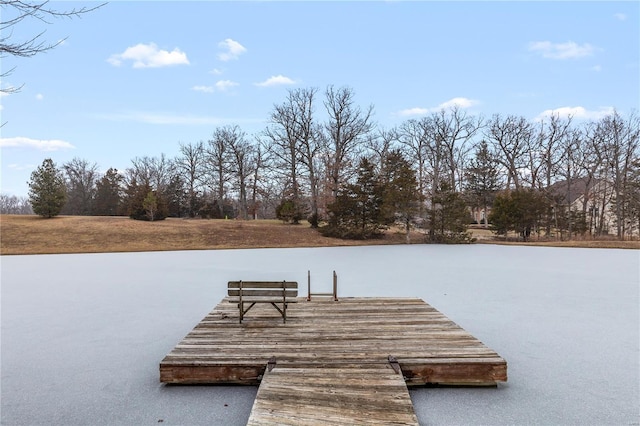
(228, 281, 298, 299)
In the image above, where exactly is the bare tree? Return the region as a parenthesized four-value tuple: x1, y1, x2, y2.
(532, 114, 573, 235)
(398, 117, 432, 208)
(227, 128, 253, 220)
(600, 111, 640, 239)
(323, 85, 374, 200)
(127, 156, 153, 188)
(556, 127, 587, 238)
(263, 89, 321, 224)
(264, 98, 301, 201)
(62, 157, 98, 215)
(176, 141, 205, 217)
(0, 193, 32, 214)
(577, 121, 607, 235)
(290, 88, 323, 226)
(128, 154, 172, 192)
(432, 106, 483, 191)
(365, 126, 399, 170)
(485, 114, 533, 190)
(1, 0, 104, 93)
(538, 114, 573, 190)
(248, 141, 268, 220)
(205, 127, 235, 218)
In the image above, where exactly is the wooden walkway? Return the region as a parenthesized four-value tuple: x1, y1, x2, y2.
(247, 365, 418, 425)
(160, 297, 507, 423)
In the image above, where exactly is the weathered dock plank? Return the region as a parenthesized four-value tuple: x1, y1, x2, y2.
(160, 297, 507, 386)
(247, 364, 419, 425)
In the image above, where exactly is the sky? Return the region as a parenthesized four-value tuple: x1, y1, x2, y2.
(1, 1, 638, 197)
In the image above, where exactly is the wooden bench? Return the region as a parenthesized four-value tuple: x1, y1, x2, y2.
(228, 281, 298, 323)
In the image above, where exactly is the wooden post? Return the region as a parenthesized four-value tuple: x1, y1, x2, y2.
(307, 270, 311, 301)
(333, 271, 338, 301)
(239, 280, 243, 323)
(282, 280, 286, 323)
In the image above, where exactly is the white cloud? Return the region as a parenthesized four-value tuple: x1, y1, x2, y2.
(614, 13, 627, 21)
(191, 80, 238, 94)
(591, 65, 602, 72)
(210, 68, 223, 75)
(108, 43, 190, 68)
(397, 107, 430, 117)
(215, 80, 239, 91)
(396, 97, 478, 116)
(35, 93, 44, 100)
(0, 136, 75, 151)
(535, 106, 614, 121)
(254, 75, 296, 87)
(192, 86, 215, 93)
(528, 41, 596, 59)
(217, 38, 246, 61)
(438, 97, 478, 109)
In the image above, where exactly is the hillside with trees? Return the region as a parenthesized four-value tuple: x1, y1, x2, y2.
(4, 86, 639, 242)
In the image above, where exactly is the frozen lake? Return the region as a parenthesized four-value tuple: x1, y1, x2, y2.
(1, 245, 639, 425)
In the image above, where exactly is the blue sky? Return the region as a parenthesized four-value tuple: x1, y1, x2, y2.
(1, 1, 638, 197)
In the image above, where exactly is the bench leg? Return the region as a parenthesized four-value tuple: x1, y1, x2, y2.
(269, 302, 288, 323)
(239, 302, 257, 323)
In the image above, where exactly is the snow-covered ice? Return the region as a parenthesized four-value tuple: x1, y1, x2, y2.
(1, 245, 638, 425)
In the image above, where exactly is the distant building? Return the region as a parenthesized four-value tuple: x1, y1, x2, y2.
(548, 177, 626, 236)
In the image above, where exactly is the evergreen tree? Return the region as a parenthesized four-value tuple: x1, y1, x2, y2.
(465, 140, 501, 227)
(126, 179, 168, 221)
(143, 191, 159, 221)
(489, 189, 549, 241)
(379, 150, 421, 243)
(27, 158, 67, 218)
(94, 168, 124, 216)
(164, 174, 187, 218)
(321, 158, 386, 239)
(275, 198, 306, 224)
(428, 182, 473, 243)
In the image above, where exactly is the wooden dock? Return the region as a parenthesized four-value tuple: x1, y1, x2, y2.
(160, 297, 507, 423)
(247, 365, 418, 425)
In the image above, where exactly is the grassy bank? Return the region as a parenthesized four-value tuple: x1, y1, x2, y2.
(1, 215, 637, 255)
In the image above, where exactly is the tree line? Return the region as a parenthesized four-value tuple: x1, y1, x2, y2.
(11, 85, 640, 241)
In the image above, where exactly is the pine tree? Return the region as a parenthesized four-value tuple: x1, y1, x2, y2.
(27, 158, 67, 218)
(379, 150, 421, 243)
(465, 140, 501, 227)
(429, 182, 473, 243)
(94, 168, 124, 216)
(126, 179, 168, 221)
(489, 189, 549, 241)
(322, 158, 386, 239)
(275, 198, 307, 224)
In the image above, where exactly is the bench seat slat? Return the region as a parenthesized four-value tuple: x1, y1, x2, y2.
(228, 289, 298, 298)
(228, 281, 297, 289)
(227, 296, 299, 303)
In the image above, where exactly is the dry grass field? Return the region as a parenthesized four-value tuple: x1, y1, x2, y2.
(0, 215, 421, 255)
(0, 215, 637, 255)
